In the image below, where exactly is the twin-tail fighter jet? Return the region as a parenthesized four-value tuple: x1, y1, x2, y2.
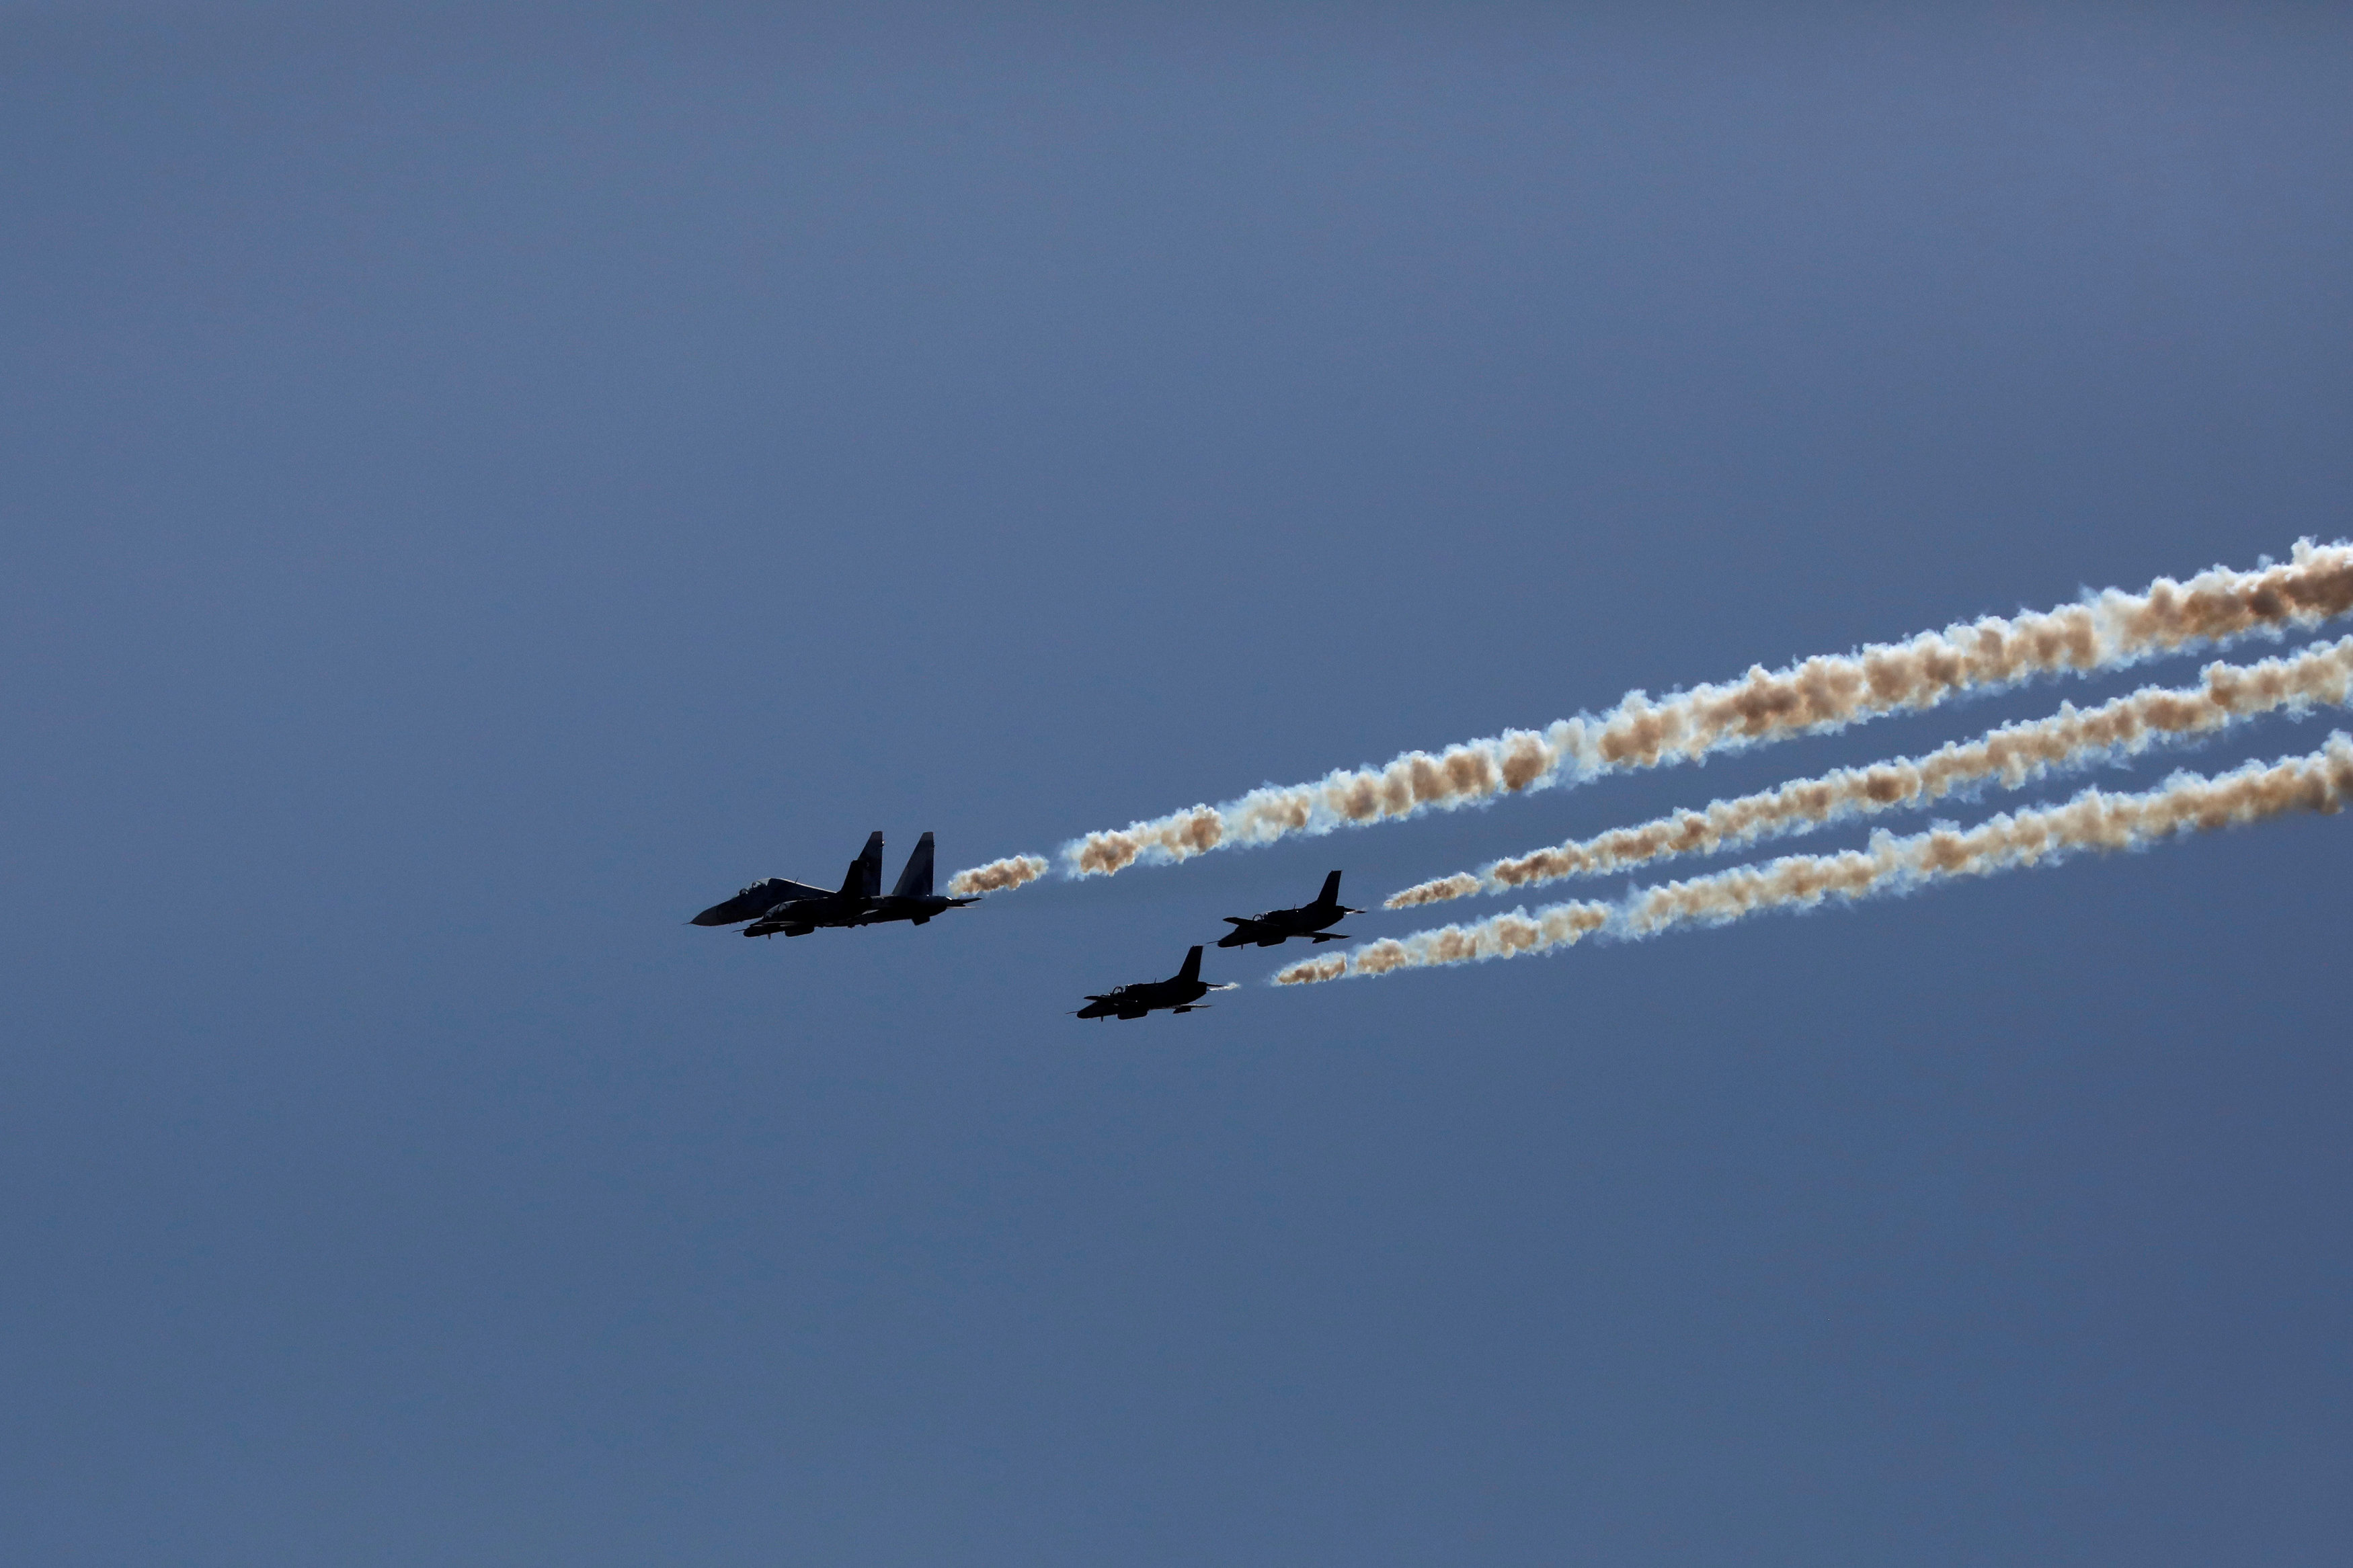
(1073, 945, 1236, 1020)
(1215, 870, 1361, 948)
(690, 831, 978, 939)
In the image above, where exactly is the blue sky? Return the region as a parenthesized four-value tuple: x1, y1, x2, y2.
(5, 5, 2351, 1563)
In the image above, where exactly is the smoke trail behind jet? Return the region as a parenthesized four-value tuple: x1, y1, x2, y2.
(1279, 734, 2353, 984)
(945, 854, 1049, 896)
(1072, 541, 2353, 878)
(1388, 637, 2353, 907)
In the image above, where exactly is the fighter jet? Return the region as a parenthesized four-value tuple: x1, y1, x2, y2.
(692, 831, 982, 939)
(850, 831, 980, 927)
(1073, 946, 1236, 1020)
(680, 830, 884, 937)
(1215, 870, 1361, 948)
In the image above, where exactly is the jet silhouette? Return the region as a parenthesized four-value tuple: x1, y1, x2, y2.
(689, 833, 979, 939)
(1074, 946, 1236, 1020)
(1215, 870, 1361, 948)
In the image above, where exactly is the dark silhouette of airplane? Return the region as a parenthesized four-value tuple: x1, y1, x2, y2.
(690, 833, 980, 939)
(1215, 870, 1361, 948)
(850, 832, 979, 927)
(1074, 946, 1235, 1020)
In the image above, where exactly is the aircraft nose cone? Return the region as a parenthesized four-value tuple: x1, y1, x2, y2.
(690, 906, 733, 926)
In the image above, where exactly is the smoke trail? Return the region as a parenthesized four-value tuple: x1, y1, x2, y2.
(1279, 735, 2353, 984)
(1388, 637, 2353, 907)
(1070, 541, 2353, 878)
(945, 854, 1049, 896)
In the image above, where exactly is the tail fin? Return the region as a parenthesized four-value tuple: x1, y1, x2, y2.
(1178, 945, 1203, 983)
(891, 831, 936, 899)
(842, 831, 885, 897)
(1317, 870, 1343, 908)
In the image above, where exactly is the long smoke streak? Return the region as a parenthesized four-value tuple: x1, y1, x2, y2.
(1278, 735, 2353, 985)
(1388, 637, 2353, 907)
(945, 854, 1049, 895)
(1070, 542, 2353, 878)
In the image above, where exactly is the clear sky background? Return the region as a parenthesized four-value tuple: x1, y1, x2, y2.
(5, 4, 2351, 1563)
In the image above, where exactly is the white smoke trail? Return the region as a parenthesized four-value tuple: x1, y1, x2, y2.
(1388, 637, 2353, 907)
(1070, 541, 2353, 878)
(1278, 734, 2353, 985)
(945, 854, 1049, 896)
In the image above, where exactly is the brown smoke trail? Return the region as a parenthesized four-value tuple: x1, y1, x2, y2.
(1072, 541, 2353, 878)
(1387, 637, 2353, 907)
(1278, 735, 2353, 984)
(945, 854, 1049, 896)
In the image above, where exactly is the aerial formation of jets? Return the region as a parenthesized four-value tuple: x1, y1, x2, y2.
(690, 835, 1358, 1019)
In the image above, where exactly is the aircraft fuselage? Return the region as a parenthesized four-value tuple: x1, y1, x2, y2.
(1076, 946, 1234, 1020)
(699, 831, 982, 939)
(1216, 872, 1362, 948)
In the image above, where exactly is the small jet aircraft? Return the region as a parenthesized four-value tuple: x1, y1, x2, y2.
(1074, 945, 1236, 1020)
(1215, 870, 1361, 948)
(850, 832, 980, 927)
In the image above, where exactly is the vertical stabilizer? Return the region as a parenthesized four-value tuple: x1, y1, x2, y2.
(891, 832, 936, 899)
(1178, 945, 1203, 983)
(842, 831, 885, 897)
(1318, 870, 1343, 908)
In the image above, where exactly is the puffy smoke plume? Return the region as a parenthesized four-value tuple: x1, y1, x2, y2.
(1279, 734, 2353, 984)
(1070, 542, 2353, 878)
(1388, 637, 2353, 907)
(945, 854, 1049, 896)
